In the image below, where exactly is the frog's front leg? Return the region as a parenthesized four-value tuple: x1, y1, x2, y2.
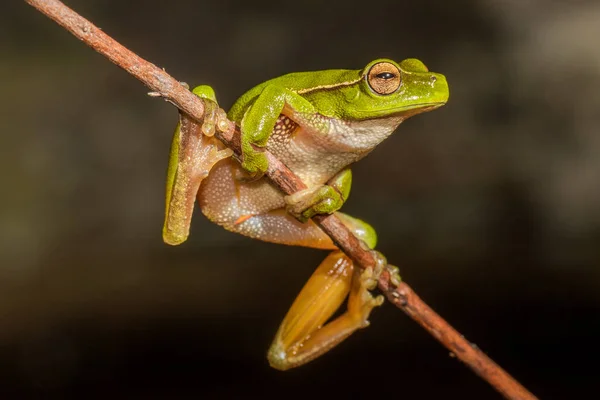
(268, 250, 385, 370)
(238, 85, 317, 177)
(285, 168, 352, 223)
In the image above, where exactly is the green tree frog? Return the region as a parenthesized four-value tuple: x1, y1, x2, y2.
(162, 58, 449, 370)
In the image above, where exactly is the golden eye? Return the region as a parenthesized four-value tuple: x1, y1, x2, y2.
(367, 62, 401, 95)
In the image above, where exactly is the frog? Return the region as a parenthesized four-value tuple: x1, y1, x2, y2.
(162, 58, 449, 370)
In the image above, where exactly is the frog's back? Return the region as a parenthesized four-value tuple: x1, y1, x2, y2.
(228, 68, 361, 122)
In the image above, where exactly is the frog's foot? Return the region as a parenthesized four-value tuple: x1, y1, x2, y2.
(367, 249, 402, 287)
(368, 249, 401, 288)
(240, 148, 268, 181)
(387, 264, 402, 287)
(348, 264, 385, 329)
(371, 249, 386, 277)
(284, 168, 352, 223)
(284, 184, 344, 222)
(197, 102, 231, 137)
(190, 85, 231, 138)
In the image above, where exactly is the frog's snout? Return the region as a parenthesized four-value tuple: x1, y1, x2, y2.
(428, 72, 449, 104)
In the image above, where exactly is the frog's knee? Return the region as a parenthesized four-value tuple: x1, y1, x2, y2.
(267, 342, 292, 371)
(192, 85, 217, 102)
(336, 213, 377, 249)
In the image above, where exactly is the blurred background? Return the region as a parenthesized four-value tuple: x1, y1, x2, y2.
(2, 0, 600, 398)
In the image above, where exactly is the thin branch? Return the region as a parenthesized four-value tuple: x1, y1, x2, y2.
(24, 1, 537, 399)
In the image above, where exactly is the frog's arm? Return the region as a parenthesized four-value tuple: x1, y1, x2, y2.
(285, 168, 353, 223)
(162, 86, 232, 245)
(238, 85, 317, 176)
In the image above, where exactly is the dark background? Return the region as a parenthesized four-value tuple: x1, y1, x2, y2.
(2, 0, 600, 398)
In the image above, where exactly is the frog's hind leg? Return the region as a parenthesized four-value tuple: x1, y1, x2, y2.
(227, 208, 377, 250)
(267, 251, 384, 370)
(199, 161, 377, 249)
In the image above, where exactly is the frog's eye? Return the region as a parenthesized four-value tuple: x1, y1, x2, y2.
(367, 62, 401, 95)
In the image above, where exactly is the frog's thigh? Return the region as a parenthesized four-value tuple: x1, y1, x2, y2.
(222, 210, 377, 251)
(231, 208, 337, 249)
(198, 165, 332, 249)
(268, 251, 383, 370)
(199, 162, 377, 250)
(268, 251, 353, 370)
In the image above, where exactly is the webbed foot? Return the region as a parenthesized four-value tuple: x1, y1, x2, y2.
(284, 184, 345, 222)
(351, 265, 385, 328)
(239, 149, 268, 181)
(191, 85, 231, 137)
(284, 168, 352, 222)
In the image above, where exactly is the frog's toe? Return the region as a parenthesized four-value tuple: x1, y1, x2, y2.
(284, 185, 344, 222)
(355, 283, 384, 328)
(387, 264, 402, 287)
(189, 85, 232, 137)
(241, 151, 269, 177)
(237, 170, 265, 183)
(199, 101, 218, 137)
(367, 294, 385, 313)
(364, 251, 387, 288)
(216, 109, 232, 133)
(359, 265, 379, 291)
(284, 186, 323, 222)
(361, 294, 385, 327)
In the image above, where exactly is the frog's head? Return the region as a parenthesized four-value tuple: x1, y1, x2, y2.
(341, 58, 449, 120)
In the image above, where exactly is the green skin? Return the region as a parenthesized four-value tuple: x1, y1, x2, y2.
(169, 57, 449, 248)
(231, 58, 447, 174)
(164, 58, 449, 370)
(229, 58, 446, 229)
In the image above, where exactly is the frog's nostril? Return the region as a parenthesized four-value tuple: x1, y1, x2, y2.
(430, 75, 437, 83)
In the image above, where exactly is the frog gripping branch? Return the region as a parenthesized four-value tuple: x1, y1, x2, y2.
(163, 58, 449, 369)
(26, 1, 538, 398)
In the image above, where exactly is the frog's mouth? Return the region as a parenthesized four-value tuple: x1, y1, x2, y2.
(355, 101, 447, 119)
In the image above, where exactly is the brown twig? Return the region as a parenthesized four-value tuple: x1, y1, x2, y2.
(24, 1, 537, 399)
